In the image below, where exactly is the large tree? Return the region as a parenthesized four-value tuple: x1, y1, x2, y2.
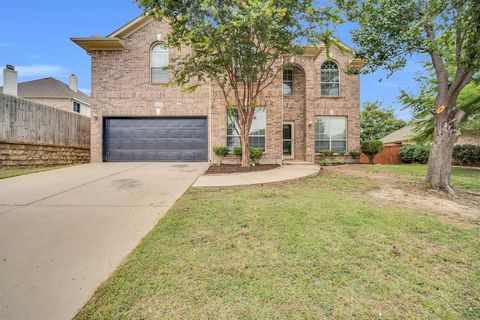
(137, 0, 333, 166)
(360, 101, 406, 142)
(337, 0, 480, 194)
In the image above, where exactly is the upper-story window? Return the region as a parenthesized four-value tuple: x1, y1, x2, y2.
(151, 43, 169, 84)
(283, 68, 293, 96)
(321, 61, 339, 96)
(73, 101, 81, 113)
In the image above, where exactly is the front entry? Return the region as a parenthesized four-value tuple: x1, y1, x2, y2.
(283, 122, 294, 159)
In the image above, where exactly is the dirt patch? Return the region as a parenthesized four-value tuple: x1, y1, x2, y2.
(205, 164, 281, 175)
(370, 186, 480, 227)
(323, 165, 480, 228)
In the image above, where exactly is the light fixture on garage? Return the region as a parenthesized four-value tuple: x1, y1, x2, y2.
(155, 102, 163, 116)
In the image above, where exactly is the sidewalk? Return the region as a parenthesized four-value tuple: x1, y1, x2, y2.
(193, 164, 320, 187)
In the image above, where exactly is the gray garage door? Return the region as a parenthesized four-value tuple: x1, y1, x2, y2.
(104, 117, 208, 162)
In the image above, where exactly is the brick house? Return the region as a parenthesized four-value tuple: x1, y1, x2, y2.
(72, 15, 363, 163)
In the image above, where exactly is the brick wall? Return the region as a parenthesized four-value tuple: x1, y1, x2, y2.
(0, 142, 90, 168)
(90, 20, 210, 162)
(89, 19, 360, 163)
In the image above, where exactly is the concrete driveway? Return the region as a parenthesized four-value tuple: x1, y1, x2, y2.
(0, 162, 208, 320)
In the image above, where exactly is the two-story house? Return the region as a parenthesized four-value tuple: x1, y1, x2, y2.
(72, 15, 363, 163)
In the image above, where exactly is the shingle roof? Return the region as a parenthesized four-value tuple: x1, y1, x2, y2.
(381, 125, 415, 144)
(0, 77, 90, 105)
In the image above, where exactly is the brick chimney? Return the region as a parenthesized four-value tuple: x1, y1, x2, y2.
(69, 74, 78, 92)
(3, 65, 18, 96)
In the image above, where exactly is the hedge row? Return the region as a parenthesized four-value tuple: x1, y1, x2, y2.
(399, 145, 430, 164)
(453, 144, 480, 166)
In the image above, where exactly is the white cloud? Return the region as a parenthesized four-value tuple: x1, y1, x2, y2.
(15, 64, 68, 78)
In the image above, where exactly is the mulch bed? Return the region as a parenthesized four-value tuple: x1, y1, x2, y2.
(205, 164, 281, 175)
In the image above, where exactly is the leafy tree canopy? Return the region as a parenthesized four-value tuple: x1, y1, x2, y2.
(360, 101, 406, 142)
(399, 62, 480, 143)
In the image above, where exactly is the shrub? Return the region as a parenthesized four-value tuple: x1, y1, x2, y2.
(350, 150, 361, 160)
(399, 144, 430, 164)
(232, 146, 264, 165)
(212, 146, 229, 166)
(453, 144, 480, 166)
(319, 159, 332, 166)
(319, 150, 333, 156)
(361, 140, 384, 164)
(233, 146, 243, 156)
(212, 146, 228, 157)
(249, 148, 264, 165)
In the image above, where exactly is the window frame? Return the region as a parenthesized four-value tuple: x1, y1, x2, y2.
(226, 107, 267, 152)
(150, 43, 169, 84)
(314, 116, 348, 154)
(320, 60, 340, 97)
(283, 68, 293, 96)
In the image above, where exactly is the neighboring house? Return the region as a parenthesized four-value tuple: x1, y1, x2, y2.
(72, 15, 363, 163)
(1, 65, 91, 117)
(381, 124, 480, 146)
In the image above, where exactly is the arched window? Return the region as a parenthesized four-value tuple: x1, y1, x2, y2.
(151, 44, 169, 84)
(321, 61, 339, 96)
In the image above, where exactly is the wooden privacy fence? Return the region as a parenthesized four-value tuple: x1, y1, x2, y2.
(360, 144, 402, 164)
(0, 93, 90, 148)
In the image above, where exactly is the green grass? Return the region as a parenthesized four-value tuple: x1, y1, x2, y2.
(362, 164, 480, 191)
(76, 174, 480, 319)
(0, 166, 69, 179)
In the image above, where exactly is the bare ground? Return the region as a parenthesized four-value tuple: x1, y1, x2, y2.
(323, 165, 480, 228)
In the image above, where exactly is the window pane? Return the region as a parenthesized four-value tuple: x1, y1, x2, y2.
(249, 136, 265, 149)
(151, 68, 169, 84)
(250, 108, 266, 136)
(330, 117, 346, 140)
(315, 140, 330, 153)
(315, 116, 347, 153)
(321, 61, 339, 96)
(331, 141, 346, 153)
(227, 136, 240, 150)
(151, 44, 169, 83)
(315, 118, 330, 140)
(283, 82, 293, 95)
(151, 45, 169, 67)
(283, 69, 292, 81)
(226, 107, 265, 151)
(321, 83, 339, 96)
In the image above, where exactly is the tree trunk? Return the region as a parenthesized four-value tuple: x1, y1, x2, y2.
(240, 132, 251, 167)
(426, 110, 462, 195)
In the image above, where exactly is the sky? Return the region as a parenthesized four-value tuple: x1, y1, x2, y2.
(0, 0, 426, 121)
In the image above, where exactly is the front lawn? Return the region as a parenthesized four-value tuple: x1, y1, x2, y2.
(0, 166, 69, 179)
(362, 164, 480, 191)
(76, 171, 479, 319)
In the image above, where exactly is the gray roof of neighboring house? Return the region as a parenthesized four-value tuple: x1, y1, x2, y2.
(0, 77, 90, 105)
(381, 125, 415, 144)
